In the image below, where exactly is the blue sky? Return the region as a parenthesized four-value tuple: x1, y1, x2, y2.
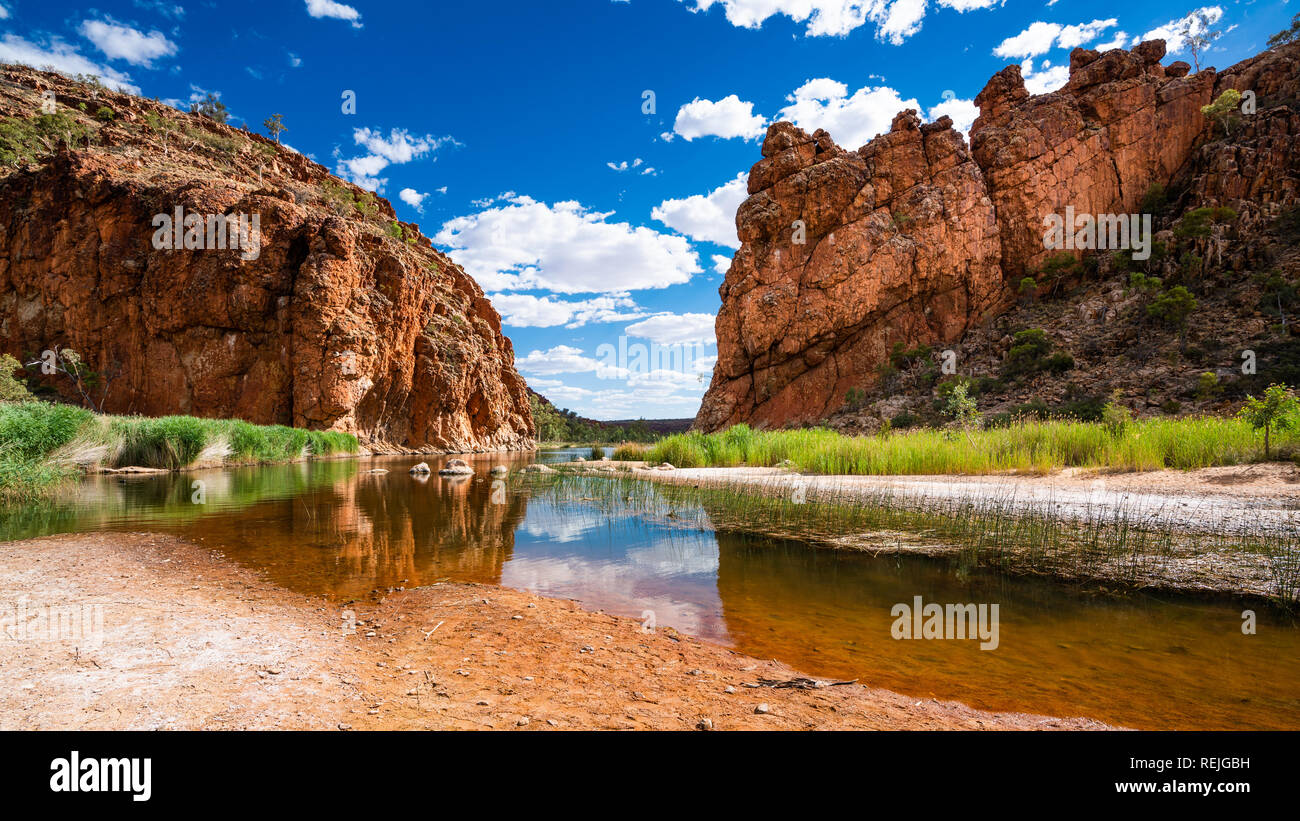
(1, 0, 1294, 419)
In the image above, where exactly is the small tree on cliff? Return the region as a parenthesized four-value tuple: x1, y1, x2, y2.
(263, 113, 287, 143)
(1201, 89, 1243, 136)
(190, 92, 229, 124)
(1147, 285, 1198, 353)
(1269, 14, 1300, 48)
(1179, 11, 1223, 72)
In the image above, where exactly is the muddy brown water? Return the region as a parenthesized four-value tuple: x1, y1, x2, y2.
(2, 453, 1297, 730)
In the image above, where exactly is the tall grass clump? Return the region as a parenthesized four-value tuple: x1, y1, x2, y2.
(110, 415, 209, 469)
(610, 442, 649, 461)
(645, 417, 1298, 476)
(0, 400, 361, 503)
(0, 402, 96, 501)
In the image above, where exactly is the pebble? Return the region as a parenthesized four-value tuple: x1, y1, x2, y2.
(517, 716, 530, 726)
(546, 719, 559, 727)
(337, 723, 352, 731)
(696, 718, 714, 731)
(724, 686, 736, 694)
(755, 703, 769, 714)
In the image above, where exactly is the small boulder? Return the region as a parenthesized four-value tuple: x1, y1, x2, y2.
(520, 463, 555, 474)
(489, 465, 509, 476)
(409, 462, 431, 475)
(438, 458, 475, 476)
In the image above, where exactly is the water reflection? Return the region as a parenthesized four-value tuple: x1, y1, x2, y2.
(1, 452, 1297, 729)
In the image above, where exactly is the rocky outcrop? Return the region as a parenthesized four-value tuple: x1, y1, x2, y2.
(698, 41, 1300, 431)
(970, 40, 1216, 279)
(0, 66, 533, 452)
(698, 111, 1005, 430)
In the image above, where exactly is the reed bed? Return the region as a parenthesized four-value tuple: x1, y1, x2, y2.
(522, 472, 1300, 610)
(645, 418, 1295, 475)
(0, 401, 359, 501)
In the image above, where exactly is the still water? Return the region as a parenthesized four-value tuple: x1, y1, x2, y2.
(2, 452, 1296, 729)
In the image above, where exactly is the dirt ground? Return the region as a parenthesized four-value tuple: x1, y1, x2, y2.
(0, 533, 1111, 730)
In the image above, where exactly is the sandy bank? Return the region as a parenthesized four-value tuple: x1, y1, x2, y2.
(0, 533, 1108, 730)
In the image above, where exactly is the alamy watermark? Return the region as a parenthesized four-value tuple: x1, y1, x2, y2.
(594, 336, 712, 381)
(151, 207, 262, 261)
(1043, 206, 1152, 261)
(1, 597, 104, 646)
(891, 595, 999, 650)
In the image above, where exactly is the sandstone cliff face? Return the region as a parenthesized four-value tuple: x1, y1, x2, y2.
(700, 112, 1004, 429)
(697, 41, 1300, 431)
(0, 66, 533, 452)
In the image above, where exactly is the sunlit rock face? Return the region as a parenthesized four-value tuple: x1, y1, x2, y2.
(697, 40, 1300, 431)
(0, 65, 533, 452)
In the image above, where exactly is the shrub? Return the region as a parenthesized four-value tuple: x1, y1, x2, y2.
(1102, 391, 1132, 438)
(1196, 371, 1222, 401)
(1201, 89, 1243, 135)
(95, 106, 115, 121)
(1237, 383, 1299, 458)
(0, 354, 32, 401)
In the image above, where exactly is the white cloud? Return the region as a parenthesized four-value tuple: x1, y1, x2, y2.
(672, 95, 766, 141)
(0, 5, 10, 21)
(488, 294, 648, 328)
(776, 78, 921, 150)
(1021, 58, 1070, 95)
(1057, 19, 1117, 50)
(711, 254, 733, 275)
(78, 19, 178, 68)
(1095, 31, 1129, 52)
(685, 0, 999, 42)
(305, 0, 363, 28)
(0, 34, 140, 93)
(606, 158, 644, 171)
(994, 18, 1117, 58)
(288, 52, 302, 67)
(624, 313, 717, 345)
(928, 95, 979, 136)
(651, 173, 748, 249)
(334, 128, 458, 192)
(871, 0, 928, 45)
(516, 345, 629, 378)
(994, 22, 1062, 58)
(1138, 7, 1224, 55)
(436, 195, 701, 294)
(398, 188, 426, 212)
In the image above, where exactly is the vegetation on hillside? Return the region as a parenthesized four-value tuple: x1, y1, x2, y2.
(528, 393, 659, 444)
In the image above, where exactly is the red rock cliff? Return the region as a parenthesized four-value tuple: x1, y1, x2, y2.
(697, 40, 1300, 431)
(0, 66, 533, 452)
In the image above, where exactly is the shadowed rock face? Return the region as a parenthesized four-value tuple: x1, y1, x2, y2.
(0, 66, 533, 452)
(697, 40, 1300, 432)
